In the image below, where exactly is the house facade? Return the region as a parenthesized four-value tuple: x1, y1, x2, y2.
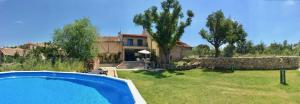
(96, 30, 192, 63)
(0, 48, 26, 63)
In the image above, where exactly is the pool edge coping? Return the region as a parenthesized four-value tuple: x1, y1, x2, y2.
(0, 71, 147, 104)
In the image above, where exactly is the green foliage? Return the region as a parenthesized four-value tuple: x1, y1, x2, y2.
(43, 42, 67, 58)
(98, 52, 121, 64)
(223, 44, 235, 57)
(2, 56, 14, 63)
(26, 42, 66, 61)
(263, 40, 294, 56)
(200, 10, 247, 57)
(235, 40, 255, 55)
(13, 52, 20, 59)
(253, 42, 266, 54)
(0, 57, 85, 72)
(293, 44, 300, 56)
(233, 40, 300, 57)
(53, 18, 99, 61)
(0, 56, 3, 63)
(192, 44, 211, 57)
(133, 0, 194, 64)
(150, 50, 157, 62)
(1, 52, 24, 64)
(265, 42, 284, 55)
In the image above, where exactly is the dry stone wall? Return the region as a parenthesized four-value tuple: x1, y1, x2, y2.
(174, 57, 299, 70)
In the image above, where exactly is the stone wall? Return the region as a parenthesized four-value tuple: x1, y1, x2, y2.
(174, 57, 299, 70)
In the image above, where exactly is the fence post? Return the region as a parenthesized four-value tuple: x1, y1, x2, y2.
(230, 64, 235, 72)
(280, 68, 286, 85)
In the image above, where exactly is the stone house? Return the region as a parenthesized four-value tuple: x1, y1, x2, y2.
(96, 30, 192, 65)
(21, 42, 48, 50)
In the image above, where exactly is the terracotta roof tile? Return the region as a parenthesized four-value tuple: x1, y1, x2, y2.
(99, 36, 120, 42)
(122, 34, 147, 38)
(0, 48, 25, 56)
(176, 41, 192, 48)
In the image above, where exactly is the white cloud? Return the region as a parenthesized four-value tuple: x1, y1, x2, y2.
(15, 20, 24, 24)
(285, 0, 296, 6)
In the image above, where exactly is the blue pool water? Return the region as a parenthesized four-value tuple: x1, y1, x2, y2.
(0, 72, 135, 104)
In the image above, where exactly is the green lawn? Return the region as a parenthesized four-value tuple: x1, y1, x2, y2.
(118, 69, 300, 104)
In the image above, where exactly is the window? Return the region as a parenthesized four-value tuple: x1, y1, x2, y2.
(137, 39, 143, 46)
(127, 39, 133, 46)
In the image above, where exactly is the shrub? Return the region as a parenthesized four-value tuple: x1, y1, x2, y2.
(98, 53, 121, 64)
(0, 57, 85, 72)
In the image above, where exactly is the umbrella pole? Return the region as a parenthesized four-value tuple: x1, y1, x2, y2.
(144, 54, 146, 69)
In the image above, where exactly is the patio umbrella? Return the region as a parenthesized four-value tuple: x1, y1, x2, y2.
(138, 50, 151, 69)
(138, 50, 151, 54)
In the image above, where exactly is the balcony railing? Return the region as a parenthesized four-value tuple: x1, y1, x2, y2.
(123, 43, 148, 47)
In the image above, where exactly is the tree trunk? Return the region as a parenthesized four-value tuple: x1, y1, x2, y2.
(163, 52, 170, 64)
(214, 45, 220, 57)
(159, 49, 170, 65)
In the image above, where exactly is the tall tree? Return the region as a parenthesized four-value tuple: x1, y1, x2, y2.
(200, 10, 247, 57)
(265, 42, 283, 55)
(53, 18, 99, 61)
(235, 40, 254, 55)
(133, 0, 194, 64)
(254, 42, 266, 54)
(193, 44, 211, 57)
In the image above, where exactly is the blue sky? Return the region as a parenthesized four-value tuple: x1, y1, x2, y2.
(0, 0, 299, 47)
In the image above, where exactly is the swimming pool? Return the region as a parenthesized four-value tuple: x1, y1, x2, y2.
(0, 71, 146, 104)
